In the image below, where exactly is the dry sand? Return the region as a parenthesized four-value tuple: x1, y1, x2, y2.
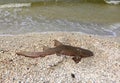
(0, 32, 120, 83)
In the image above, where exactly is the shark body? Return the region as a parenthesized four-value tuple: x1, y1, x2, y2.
(16, 40, 93, 63)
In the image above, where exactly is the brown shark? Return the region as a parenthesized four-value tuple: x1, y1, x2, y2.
(16, 40, 93, 63)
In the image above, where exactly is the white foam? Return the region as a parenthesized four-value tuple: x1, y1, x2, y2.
(0, 3, 31, 8)
(109, 23, 120, 30)
(104, 0, 120, 5)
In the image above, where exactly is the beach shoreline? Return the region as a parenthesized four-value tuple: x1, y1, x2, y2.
(0, 32, 120, 82)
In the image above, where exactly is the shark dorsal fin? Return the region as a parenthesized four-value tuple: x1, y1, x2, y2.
(54, 40, 63, 46)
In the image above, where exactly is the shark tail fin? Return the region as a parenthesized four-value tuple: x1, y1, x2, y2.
(16, 51, 42, 58)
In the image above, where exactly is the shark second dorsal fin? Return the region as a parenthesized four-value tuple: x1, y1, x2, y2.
(54, 40, 63, 46)
(43, 45, 50, 51)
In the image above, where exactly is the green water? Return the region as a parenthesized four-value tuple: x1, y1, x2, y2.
(0, 0, 105, 4)
(0, 1, 120, 36)
(30, 1, 120, 24)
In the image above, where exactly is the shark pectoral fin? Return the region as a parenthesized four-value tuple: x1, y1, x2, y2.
(54, 40, 63, 46)
(72, 56, 81, 64)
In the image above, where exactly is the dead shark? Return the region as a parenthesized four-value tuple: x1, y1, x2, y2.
(16, 40, 93, 63)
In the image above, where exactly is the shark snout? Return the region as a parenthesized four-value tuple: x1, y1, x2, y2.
(81, 49, 94, 57)
(88, 51, 94, 56)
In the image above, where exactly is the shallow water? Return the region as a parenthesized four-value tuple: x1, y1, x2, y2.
(0, 2, 120, 36)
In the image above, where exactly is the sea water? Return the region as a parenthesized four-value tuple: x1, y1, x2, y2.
(0, 1, 120, 36)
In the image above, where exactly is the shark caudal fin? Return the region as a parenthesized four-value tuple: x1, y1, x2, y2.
(54, 40, 63, 46)
(16, 51, 42, 58)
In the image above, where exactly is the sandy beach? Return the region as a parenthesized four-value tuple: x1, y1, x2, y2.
(0, 32, 120, 83)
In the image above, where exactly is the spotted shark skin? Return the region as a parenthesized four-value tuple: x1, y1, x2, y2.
(16, 40, 93, 63)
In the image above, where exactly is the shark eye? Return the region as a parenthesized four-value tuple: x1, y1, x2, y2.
(77, 49, 81, 51)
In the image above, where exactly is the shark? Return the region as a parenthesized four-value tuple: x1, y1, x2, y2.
(16, 40, 93, 63)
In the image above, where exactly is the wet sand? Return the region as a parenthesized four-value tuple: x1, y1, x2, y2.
(0, 32, 120, 83)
